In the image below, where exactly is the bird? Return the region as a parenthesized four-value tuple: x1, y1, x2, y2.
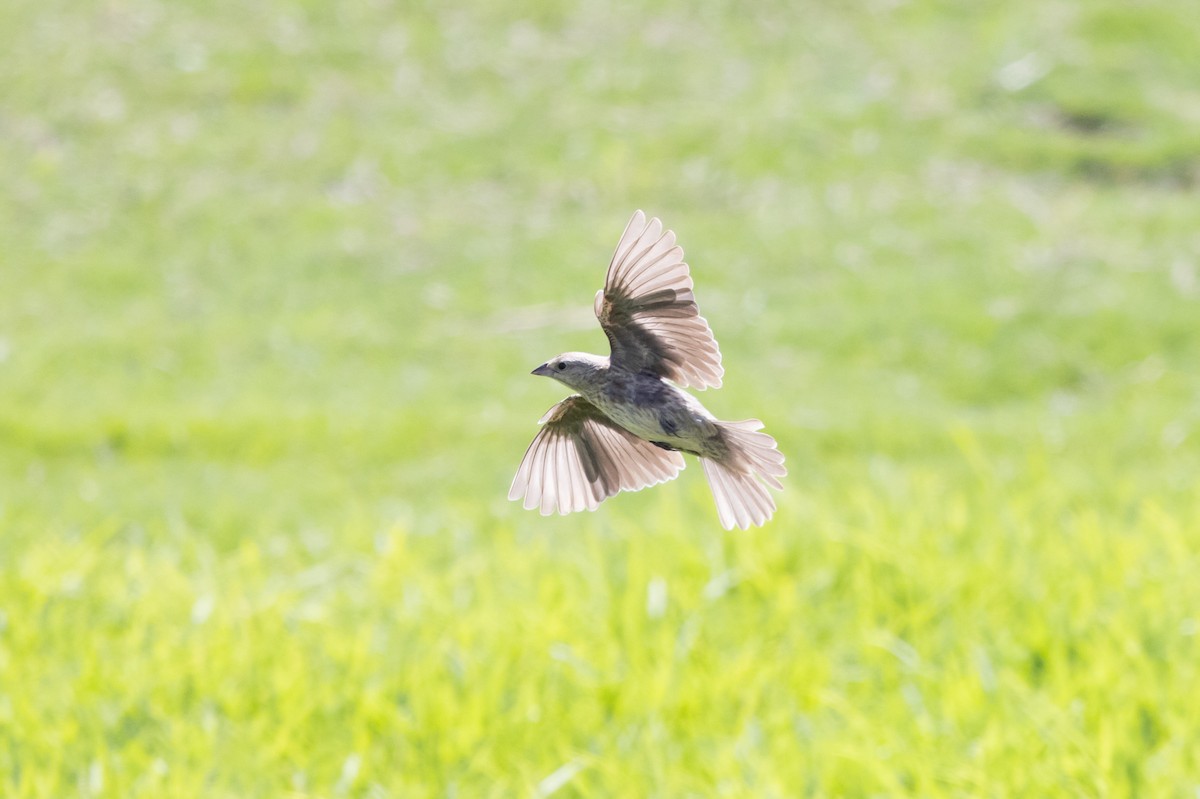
(508, 210, 786, 530)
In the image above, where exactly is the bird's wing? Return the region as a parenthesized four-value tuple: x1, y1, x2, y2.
(593, 210, 724, 389)
(508, 395, 685, 515)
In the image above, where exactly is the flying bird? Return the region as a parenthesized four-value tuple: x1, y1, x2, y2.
(509, 211, 786, 530)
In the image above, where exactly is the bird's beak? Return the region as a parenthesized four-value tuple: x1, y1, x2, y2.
(531, 363, 552, 377)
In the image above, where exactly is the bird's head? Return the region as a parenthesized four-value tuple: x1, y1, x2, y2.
(531, 352, 608, 392)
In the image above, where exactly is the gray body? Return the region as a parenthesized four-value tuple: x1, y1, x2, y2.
(533, 352, 728, 460)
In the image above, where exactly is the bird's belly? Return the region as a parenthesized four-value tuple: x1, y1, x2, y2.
(597, 400, 670, 441)
(588, 377, 721, 455)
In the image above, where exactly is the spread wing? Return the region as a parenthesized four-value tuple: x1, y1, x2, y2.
(593, 210, 724, 389)
(508, 395, 685, 515)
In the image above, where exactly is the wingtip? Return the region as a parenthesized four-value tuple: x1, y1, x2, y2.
(624, 209, 647, 235)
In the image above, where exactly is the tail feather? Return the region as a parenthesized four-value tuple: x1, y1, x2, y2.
(701, 420, 787, 531)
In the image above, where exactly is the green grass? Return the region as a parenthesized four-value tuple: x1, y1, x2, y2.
(3, 0, 1200, 795)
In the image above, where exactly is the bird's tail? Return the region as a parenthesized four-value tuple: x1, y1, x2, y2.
(700, 420, 787, 531)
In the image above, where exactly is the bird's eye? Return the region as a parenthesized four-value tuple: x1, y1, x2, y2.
(556, 362, 567, 371)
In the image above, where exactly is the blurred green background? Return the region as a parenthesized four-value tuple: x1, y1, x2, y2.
(3, 0, 1200, 795)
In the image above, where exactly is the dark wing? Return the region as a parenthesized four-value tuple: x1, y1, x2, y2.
(508, 395, 685, 515)
(593, 210, 724, 389)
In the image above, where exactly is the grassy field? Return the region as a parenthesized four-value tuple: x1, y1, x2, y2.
(4, 0, 1200, 795)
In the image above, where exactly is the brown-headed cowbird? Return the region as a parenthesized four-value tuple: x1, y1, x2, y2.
(509, 211, 786, 530)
